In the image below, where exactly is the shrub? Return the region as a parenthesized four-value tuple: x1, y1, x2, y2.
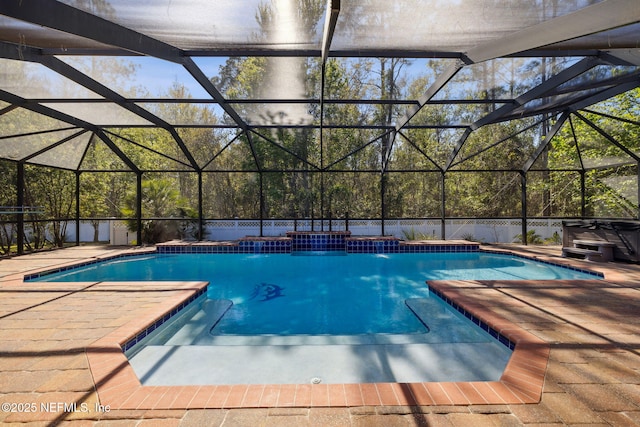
(514, 229, 543, 244)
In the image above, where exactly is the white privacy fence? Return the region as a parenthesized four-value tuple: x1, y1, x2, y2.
(102, 218, 564, 244)
(3, 218, 565, 246)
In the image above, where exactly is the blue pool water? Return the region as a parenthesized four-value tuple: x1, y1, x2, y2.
(32, 252, 598, 336)
(31, 251, 598, 384)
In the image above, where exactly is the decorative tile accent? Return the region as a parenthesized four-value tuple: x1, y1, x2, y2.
(156, 238, 293, 254)
(122, 286, 208, 352)
(346, 238, 400, 253)
(345, 238, 480, 254)
(287, 231, 351, 252)
(398, 243, 480, 253)
(480, 249, 603, 278)
(156, 235, 485, 255)
(23, 251, 148, 281)
(239, 238, 292, 254)
(428, 285, 516, 351)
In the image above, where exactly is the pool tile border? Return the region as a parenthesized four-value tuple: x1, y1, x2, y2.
(121, 286, 208, 352)
(86, 278, 550, 409)
(481, 248, 604, 278)
(26, 241, 601, 283)
(428, 286, 515, 350)
(154, 237, 482, 254)
(22, 248, 156, 281)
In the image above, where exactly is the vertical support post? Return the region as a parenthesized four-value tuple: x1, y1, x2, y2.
(320, 63, 325, 233)
(521, 171, 528, 245)
(136, 172, 143, 246)
(259, 172, 264, 237)
(320, 173, 325, 232)
(198, 171, 204, 241)
(580, 170, 586, 218)
(311, 188, 314, 232)
(637, 162, 640, 220)
(16, 162, 24, 255)
(75, 171, 81, 246)
(380, 172, 386, 236)
(440, 171, 446, 240)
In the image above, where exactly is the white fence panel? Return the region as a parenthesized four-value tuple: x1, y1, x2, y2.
(82, 218, 570, 244)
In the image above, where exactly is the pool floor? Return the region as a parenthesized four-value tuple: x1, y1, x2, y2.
(85, 276, 549, 408)
(126, 291, 513, 385)
(129, 340, 510, 385)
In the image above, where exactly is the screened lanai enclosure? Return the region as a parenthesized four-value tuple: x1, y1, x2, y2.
(0, 0, 639, 253)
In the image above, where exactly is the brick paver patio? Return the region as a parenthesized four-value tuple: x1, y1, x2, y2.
(0, 244, 638, 426)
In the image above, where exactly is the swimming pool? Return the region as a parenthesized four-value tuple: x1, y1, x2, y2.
(32, 251, 599, 336)
(30, 251, 597, 385)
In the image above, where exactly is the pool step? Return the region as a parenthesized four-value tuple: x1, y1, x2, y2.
(562, 239, 615, 262)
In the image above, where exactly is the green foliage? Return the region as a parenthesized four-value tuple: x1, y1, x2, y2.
(0, 160, 17, 254)
(121, 178, 195, 244)
(401, 228, 436, 241)
(25, 166, 75, 249)
(513, 230, 543, 245)
(460, 233, 477, 242)
(544, 231, 562, 245)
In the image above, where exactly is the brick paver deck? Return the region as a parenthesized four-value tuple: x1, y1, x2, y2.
(0, 244, 639, 425)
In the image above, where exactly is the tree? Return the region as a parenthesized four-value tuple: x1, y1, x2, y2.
(24, 166, 75, 248)
(121, 178, 196, 244)
(0, 160, 17, 254)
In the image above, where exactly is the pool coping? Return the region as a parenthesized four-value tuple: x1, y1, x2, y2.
(4, 243, 638, 426)
(13, 244, 578, 408)
(85, 280, 550, 409)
